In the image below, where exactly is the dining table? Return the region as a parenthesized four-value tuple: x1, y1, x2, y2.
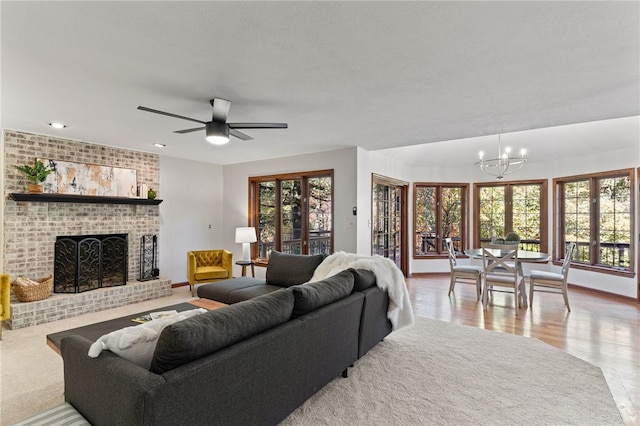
(464, 248, 551, 307)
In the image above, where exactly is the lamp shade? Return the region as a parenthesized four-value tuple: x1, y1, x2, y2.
(235, 227, 257, 244)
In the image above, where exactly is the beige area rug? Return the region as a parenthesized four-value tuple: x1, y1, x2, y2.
(282, 317, 623, 426)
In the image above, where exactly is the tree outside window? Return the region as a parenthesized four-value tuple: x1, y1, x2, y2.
(474, 180, 546, 252)
(414, 183, 467, 256)
(250, 170, 333, 259)
(556, 170, 634, 273)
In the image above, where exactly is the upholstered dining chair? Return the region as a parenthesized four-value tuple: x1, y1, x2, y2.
(481, 243, 523, 316)
(0, 274, 11, 340)
(445, 238, 482, 300)
(187, 250, 233, 296)
(529, 242, 576, 312)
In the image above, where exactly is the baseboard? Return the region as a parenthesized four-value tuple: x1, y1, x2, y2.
(172, 281, 189, 288)
(567, 283, 638, 303)
(408, 272, 450, 278)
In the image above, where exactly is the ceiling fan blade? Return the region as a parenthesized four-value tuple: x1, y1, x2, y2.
(173, 127, 205, 134)
(229, 128, 253, 141)
(229, 123, 288, 129)
(210, 98, 231, 122)
(137, 106, 207, 124)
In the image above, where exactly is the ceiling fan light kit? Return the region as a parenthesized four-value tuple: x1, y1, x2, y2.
(137, 98, 287, 146)
(205, 122, 230, 145)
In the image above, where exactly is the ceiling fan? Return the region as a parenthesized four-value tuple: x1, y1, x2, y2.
(137, 98, 287, 145)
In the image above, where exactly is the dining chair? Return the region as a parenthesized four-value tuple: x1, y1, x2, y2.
(529, 242, 576, 312)
(481, 243, 524, 316)
(445, 238, 482, 300)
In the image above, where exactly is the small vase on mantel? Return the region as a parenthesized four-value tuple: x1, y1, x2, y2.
(147, 189, 157, 200)
(28, 184, 44, 194)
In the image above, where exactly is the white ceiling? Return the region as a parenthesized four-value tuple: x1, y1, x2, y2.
(1, 1, 639, 166)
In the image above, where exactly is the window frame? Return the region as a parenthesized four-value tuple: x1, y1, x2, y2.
(248, 169, 334, 262)
(413, 182, 469, 259)
(553, 168, 635, 277)
(473, 179, 548, 252)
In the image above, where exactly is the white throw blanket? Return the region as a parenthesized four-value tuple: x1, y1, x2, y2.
(309, 252, 414, 331)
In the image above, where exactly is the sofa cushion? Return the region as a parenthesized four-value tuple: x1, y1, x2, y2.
(291, 269, 355, 318)
(351, 268, 377, 291)
(87, 308, 207, 369)
(150, 290, 295, 374)
(194, 265, 229, 281)
(266, 251, 324, 287)
(197, 277, 265, 304)
(228, 285, 284, 304)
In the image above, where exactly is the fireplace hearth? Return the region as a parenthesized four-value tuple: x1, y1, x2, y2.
(54, 234, 128, 293)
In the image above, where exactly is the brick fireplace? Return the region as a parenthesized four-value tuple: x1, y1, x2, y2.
(2, 130, 169, 328)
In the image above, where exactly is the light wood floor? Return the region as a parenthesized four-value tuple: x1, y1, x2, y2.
(406, 274, 639, 426)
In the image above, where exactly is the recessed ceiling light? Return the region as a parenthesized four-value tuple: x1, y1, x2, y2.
(153, 143, 166, 148)
(49, 122, 66, 129)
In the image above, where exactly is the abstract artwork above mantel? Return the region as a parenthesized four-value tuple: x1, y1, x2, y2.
(41, 158, 137, 197)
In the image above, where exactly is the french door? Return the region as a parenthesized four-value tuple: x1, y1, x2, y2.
(371, 174, 408, 276)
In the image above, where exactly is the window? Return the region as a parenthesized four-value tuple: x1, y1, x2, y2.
(474, 180, 547, 252)
(555, 169, 634, 275)
(414, 183, 468, 257)
(249, 170, 333, 259)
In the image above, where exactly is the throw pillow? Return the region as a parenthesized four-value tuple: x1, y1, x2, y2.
(291, 269, 355, 318)
(351, 268, 377, 291)
(265, 251, 325, 287)
(87, 308, 207, 369)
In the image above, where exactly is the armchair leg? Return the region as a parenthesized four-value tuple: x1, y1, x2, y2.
(190, 284, 195, 297)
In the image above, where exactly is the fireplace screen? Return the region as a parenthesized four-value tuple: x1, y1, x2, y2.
(54, 234, 128, 293)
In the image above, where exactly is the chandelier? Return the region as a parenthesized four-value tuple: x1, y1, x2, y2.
(475, 134, 527, 180)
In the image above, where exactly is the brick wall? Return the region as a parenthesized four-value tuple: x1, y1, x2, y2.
(3, 130, 160, 282)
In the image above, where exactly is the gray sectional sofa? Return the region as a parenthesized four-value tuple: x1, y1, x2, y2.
(197, 251, 393, 358)
(60, 253, 393, 426)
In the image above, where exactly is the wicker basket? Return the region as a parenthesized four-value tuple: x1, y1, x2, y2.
(11, 274, 53, 302)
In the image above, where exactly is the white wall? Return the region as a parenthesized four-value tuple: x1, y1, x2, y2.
(159, 156, 223, 284)
(222, 148, 358, 278)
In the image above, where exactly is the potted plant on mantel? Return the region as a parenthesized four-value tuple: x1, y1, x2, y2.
(15, 160, 53, 194)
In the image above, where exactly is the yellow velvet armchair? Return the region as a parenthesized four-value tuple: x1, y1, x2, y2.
(1, 274, 11, 340)
(187, 250, 233, 296)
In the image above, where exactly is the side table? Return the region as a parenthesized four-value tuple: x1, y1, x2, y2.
(235, 260, 255, 277)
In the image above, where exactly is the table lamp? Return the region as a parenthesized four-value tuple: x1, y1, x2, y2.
(235, 227, 257, 262)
